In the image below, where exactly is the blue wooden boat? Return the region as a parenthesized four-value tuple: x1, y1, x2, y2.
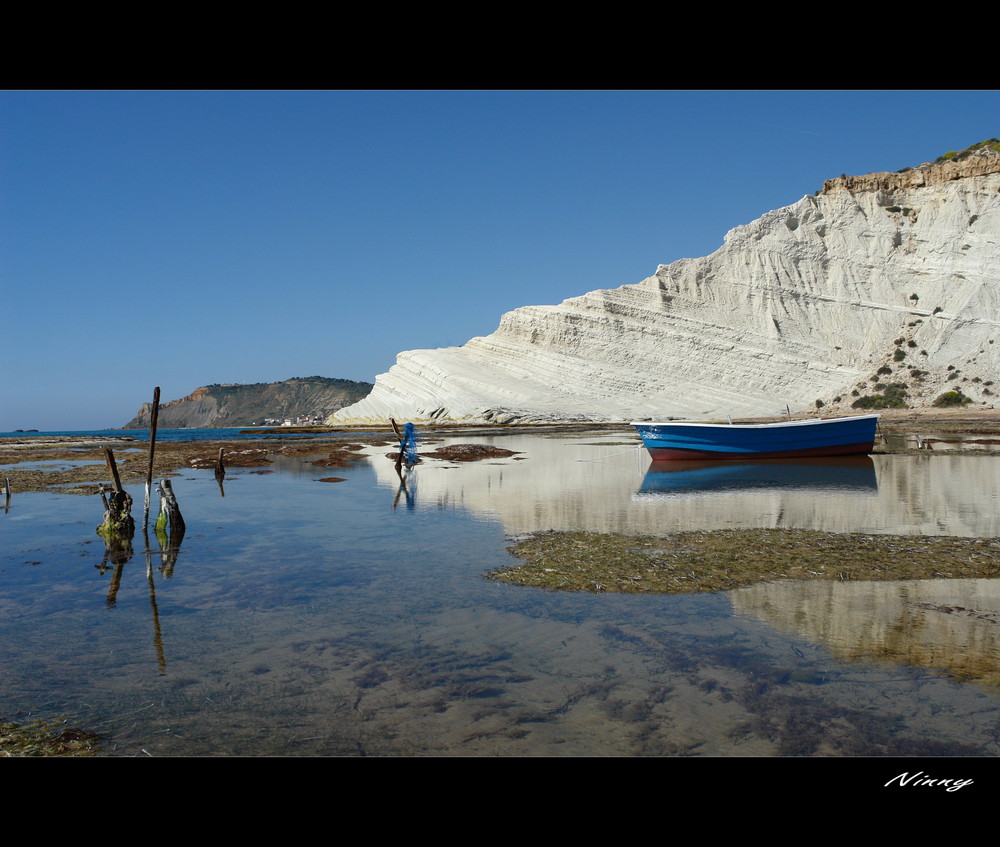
(631, 414, 880, 461)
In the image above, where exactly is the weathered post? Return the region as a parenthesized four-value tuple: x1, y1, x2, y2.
(104, 448, 124, 492)
(98, 449, 134, 539)
(144, 387, 160, 526)
(155, 478, 185, 536)
(154, 478, 186, 565)
(391, 418, 405, 470)
(96, 451, 134, 569)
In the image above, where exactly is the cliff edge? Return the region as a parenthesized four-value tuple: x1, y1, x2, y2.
(821, 138, 1000, 193)
(333, 140, 1000, 424)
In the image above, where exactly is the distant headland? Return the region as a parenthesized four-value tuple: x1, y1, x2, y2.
(123, 376, 373, 429)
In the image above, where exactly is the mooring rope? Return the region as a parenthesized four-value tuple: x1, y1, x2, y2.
(575, 445, 645, 463)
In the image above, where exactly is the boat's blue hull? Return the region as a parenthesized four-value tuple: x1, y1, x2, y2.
(631, 415, 879, 461)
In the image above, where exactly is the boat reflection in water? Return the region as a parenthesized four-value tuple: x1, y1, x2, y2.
(635, 456, 878, 499)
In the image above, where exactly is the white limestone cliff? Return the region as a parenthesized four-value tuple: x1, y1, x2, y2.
(333, 150, 1000, 424)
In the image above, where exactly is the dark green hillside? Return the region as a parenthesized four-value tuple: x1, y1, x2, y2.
(123, 376, 373, 429)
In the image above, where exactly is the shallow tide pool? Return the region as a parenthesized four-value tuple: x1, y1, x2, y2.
(2, 431, 1000, 756)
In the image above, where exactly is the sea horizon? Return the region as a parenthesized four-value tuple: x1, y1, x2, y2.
(0, 427, 351, 443)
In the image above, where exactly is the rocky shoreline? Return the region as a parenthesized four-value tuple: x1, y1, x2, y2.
(1, 410, 999, 496)
(0, 422, 603, 495)
(492, 528, 1000, 595)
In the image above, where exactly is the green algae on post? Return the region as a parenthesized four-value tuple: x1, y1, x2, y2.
(490, 529, 1000, 594)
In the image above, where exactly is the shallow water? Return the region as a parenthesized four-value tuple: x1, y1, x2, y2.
(1, 431, 999, 756)
(0, 427, 376, 443)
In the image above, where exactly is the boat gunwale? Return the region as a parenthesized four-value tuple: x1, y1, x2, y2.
(630, 414, 880, 431)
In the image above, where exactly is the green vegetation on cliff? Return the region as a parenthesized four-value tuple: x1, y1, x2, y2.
(933, 390, 973, 408)
(852, 383, 909, 410)
(936, 138, 1000, 162)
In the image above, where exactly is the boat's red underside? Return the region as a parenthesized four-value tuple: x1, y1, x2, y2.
(646, 441, 876, 462)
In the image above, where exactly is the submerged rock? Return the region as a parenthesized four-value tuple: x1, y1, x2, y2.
(422, 444, 520, 461)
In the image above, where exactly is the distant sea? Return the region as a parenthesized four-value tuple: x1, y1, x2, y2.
(0, 428, 354, 443)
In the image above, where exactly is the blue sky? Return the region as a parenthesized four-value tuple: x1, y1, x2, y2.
(2, 90, 998, 430)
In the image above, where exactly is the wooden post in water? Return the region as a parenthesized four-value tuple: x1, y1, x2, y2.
(98, 449, 134, 541)
(155, 478, 185, 536)
(390, 418, 405, 470)
(144, 387, 160, 526)
(104, 448, 123, 493)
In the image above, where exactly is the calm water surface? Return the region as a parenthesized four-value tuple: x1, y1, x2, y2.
(2, 431, 999, 756)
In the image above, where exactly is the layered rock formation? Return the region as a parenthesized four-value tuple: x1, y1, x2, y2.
(124, 376, 373, 429)
(333, 143, 1000, 424)
(822, 138, 1000, 193)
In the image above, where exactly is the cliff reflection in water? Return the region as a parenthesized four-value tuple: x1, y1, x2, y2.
(371, 433, 1000, 692)
(369, 433, 1000, 537)
(731, 578, 1000, 692)
(4, 430, 1000, 756)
